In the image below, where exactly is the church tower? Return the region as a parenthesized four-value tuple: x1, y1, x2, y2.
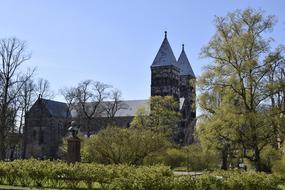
(150, 32, 196, 144)
(176, 44, 196, 118)
(151, 31, 180, 100)
(175, 44, 196, 144)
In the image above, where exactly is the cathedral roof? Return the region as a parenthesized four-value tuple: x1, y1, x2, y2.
(70, 100, 150, 118)
(110, 100, 149, 117)
(151, 31, 177, 67)
(42, 99, 71, 118)
(176, 44, 195, 77)
(31, 97, 185, 119)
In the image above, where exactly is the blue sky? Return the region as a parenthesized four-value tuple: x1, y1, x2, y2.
(1, 0, 284, 101)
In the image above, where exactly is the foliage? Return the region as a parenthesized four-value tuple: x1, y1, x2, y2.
(259, 145, 282, 172)
(144, 148, 186, 168)
(82, 127, 170, 165)
(272, 156, 285, 177)
(131, 96, 180, 138)
(198, 8, 285, 171)
(0, 159, 280, 190)
(199, 170, 280, 190)
(144, 145, 219, 170)
(183, 144, 220, 171)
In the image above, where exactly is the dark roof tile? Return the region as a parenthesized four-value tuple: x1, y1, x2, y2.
(176, 45, 195, 77)
(151, 32, 177, 67)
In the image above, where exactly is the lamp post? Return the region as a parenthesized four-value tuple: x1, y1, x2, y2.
(67, 121, 81, 163)
(186, 146, 190, 173)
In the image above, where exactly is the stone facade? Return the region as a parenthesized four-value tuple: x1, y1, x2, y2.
(24, 98, 69, 158)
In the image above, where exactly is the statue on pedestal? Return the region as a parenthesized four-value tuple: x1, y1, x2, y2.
(67, 121, 81, 163)
(68, 121, 80, 138)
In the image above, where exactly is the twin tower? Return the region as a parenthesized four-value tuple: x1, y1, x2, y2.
(150, 31, 196, 144)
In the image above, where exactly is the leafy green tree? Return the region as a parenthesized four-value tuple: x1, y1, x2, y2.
(197, 108, 240, 170)
(198, 8, 285, 171)
(131, 96, 180, 138)
(82, 127, 170, 165)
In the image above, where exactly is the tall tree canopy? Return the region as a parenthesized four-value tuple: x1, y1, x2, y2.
(198, 8, 285, 171)
(131, 96, 180, 138)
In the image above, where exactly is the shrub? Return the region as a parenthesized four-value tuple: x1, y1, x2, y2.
(144, 148, 186, 168)
(272, 156, 285, 177)
(110, 165, 173, 190)
(173, 175, 196, 190)
(82, 127, 170, 165)
(184, 144, 220, 171)
(0, 159, 280, 190)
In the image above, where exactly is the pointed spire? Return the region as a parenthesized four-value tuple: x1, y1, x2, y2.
(151, 32, 177, 67)
(176, 44, 195, 77)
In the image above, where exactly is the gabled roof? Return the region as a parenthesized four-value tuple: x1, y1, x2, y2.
(113, 100, 149, 117)
(151, 31, 177, 67)
(42, 99, 70, 118)
(176, 45, 195, 77)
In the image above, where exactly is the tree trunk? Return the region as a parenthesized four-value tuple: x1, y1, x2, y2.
(22, 122, 28, 159)
(0, 81, 9, 160)
(221, 145, 228, 170)
(9, 145, 16, 161)
(0, 131, 6, 160)
(254, 147, 262, 171)
(87, 119, 91, 138)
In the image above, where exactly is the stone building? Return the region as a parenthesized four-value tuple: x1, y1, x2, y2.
(24, 97, 70, 158)
(151, 31, 196, 144)
(24, 32, 196, 159)
(24, 98, 148, 158)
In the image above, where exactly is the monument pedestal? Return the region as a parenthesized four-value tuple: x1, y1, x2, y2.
(67, 137, 81, 163)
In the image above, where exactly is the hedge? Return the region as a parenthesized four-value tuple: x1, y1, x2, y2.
(0, 159, 281, 190)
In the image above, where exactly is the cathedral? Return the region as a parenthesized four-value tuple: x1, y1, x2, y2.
(24, 32, 196, 159)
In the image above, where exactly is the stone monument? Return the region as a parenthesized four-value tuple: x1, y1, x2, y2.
(67, 121, 81, 163)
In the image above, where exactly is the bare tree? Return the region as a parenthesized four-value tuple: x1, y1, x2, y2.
(103, 89, 127, 125)
(76, 80, 109, 137)
(36, 78, 54, 99)
(59, 87, 77, 131)
(0, 38, 34, 159)
(19, 78, 36, 158)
